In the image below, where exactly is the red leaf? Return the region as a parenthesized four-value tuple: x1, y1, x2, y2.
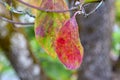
(54, 14, 84, 70)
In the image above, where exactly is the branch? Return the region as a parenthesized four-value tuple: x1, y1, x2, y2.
(0, 16, 34, 25)
(84, 0, 104, 17)
(0, 0, 35, 18)
(17, 0, 103, 16)
(17, 0, 102, 13)
(0, 0, 103, 26)
(17, 0, 78, 13)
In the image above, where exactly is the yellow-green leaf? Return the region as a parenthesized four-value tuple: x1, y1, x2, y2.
(35, 0, 70, 58)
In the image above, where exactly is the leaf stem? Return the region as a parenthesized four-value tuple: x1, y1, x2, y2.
(84, 0, 104, 17)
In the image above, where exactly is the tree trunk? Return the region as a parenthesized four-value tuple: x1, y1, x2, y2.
(68, 0, 114, 80)
(0, 5, 49, 80)
(0, 21, 46, 80)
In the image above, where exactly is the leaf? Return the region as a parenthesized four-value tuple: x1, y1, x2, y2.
(54, 13, 84, 70)
(27, 0, 41, 15)
(35, 0, 70, 58)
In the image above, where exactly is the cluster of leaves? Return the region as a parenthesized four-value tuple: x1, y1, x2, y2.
(34, 0, 83, 70)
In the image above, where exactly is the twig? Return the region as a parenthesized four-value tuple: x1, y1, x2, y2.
(84, 0, 104, 17)
(0, 16, 34, 25)
(17, 0, 78, 13)
(17, 0, 102, 13)
(0, 0, 35, 18)
(0, 0, 103, 26)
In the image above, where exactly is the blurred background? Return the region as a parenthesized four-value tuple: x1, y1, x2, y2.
(0, 0, 120, 80)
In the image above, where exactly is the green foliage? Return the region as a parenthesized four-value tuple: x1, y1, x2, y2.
(30, 40, 73, 80)
(40, 58, 73, 80)
(112, 0, 120, 55)
(112, 25, 120, 55)
(115, 0, 120, 22)
(0, 51, 13, 73)
(84, 0, 101, 3)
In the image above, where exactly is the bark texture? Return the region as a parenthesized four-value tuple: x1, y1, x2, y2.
(68, 0, 114, 80)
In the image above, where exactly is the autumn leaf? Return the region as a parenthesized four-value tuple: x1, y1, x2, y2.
(24, 0, 41, 15)
(54, 13, 84, 70)
(35, 0, 70, 58)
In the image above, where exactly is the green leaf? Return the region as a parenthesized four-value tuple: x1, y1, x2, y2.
(84, 0, 101, 3)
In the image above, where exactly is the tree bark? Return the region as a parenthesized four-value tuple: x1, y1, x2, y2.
(68, 0, 114, 80)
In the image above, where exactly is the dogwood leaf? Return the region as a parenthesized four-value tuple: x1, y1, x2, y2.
(54, 13, 84, 70)
(35, 0, 70, 58)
